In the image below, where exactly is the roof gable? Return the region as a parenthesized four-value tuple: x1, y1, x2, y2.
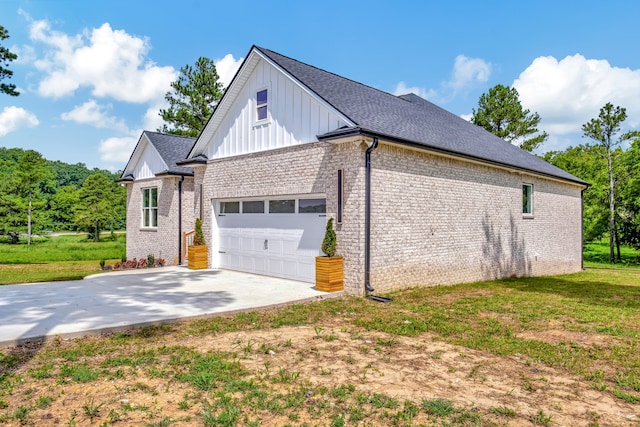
(121, 131, 195, 180)
(188, 47, 353, 159)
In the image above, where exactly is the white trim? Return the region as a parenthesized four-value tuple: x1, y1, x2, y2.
(255, 87, 269, 124)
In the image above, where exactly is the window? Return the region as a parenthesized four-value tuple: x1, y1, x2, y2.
(220, 201, 239, 214)
(522, 184, 533, 215)
(142, 187, 158, 228)
(243, 200, 265, 213)
(269, 199, 295, 213)
(256, 89, 268, 121)
(299, 198, 326, 213)
(337, 170, 343, 223)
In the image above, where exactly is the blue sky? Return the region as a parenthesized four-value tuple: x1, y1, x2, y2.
(1, 0, 639, 171)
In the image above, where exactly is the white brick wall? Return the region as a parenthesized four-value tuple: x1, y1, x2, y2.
(125, 176, 195, 265)
(368, 143, 583, 292)
(194, 139, 583, 294)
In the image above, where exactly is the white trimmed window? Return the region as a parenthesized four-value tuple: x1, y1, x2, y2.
(142, 187, 158, 228)
(256, 89, 268, 121)
(522, 183, 533, 216)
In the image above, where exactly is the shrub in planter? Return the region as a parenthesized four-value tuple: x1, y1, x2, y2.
(188, 218, 208, 270)
(316, 218, 343, 292)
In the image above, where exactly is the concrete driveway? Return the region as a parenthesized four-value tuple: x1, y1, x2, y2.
(0, 267, 338, 347)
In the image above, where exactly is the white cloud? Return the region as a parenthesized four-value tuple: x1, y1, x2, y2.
(393, 81, 434, 100)
(215, 54, 243, 88)
(0, 106, 39, 136)
(448, 55, 491, 93)
(393, 55, 491, 103)
(61, 100, 129, 133)
(29, 19, 177, 103)
(514, 54, 640, 136)
(98, 135, 139, 162)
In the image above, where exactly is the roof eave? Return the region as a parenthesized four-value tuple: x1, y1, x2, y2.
(155, 170, 194, 178)
(176, 155, 208, 167)
(319, 128, 588, 187)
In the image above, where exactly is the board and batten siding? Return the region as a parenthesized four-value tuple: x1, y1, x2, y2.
(132, 138, 167, 179)
(205, 58, 348, 160)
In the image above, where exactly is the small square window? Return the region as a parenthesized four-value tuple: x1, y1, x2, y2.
(522, 184, 533, 215)
(256, 89, 268, 121)
(269, 199, 295, 213)
(243, 200, 265, 213)
(299, 198, 326, 213)
(220, 201, 239, 214)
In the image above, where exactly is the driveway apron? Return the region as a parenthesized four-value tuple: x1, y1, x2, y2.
(0, 268, 336, 347)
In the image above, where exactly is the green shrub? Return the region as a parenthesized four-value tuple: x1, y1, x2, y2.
(321, 218, 337, 257)
(193, 218, 206, 246)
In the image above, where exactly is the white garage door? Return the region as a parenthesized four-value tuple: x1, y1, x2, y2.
(215, 197, 326, 283)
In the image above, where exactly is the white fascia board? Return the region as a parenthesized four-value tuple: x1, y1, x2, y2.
(188, 50, 261, 158)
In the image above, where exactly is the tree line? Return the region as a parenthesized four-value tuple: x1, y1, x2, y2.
(0, 147, 125, 242)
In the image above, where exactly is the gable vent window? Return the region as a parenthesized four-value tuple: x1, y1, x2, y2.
(522, 183, 533, 216)
(256, 89, 268, 121)
(142, 187, 158, 228)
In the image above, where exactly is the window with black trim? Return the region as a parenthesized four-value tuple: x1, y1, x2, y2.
(142, 187, 158, 228)
(269, 199, 295, 213)
(299, 198, 326, 213)
(522, 183, 533, 215)
(243, 200, 265, 213)
(256, 89, 268, 121)
(337, 170, 343, 223)
(220, 201, 240, 214)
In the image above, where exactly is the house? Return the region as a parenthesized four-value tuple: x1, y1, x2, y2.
(127, 45, 587, 295)
(118, 131, 196, 265)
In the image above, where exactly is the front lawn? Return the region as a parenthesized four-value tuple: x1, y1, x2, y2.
(1, 267, 639, 425)
(0, 234, 125, 284)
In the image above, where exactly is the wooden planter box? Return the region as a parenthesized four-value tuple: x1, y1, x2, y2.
(188, 245, 208, 270)
(315, 256, 344, 292)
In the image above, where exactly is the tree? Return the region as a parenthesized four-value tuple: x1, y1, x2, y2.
(544, 144, 609, 242)
(74, 174, 125, 242)
(0, 25, 19, 97)
(15, 150, 54, 244)
(158, 57, 224, 137)
(582, 103, 639, 263)
(471, 84, 548, 152)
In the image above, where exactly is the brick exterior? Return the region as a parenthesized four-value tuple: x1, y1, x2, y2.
(125, 176, 194, 265)
(368, 143, 583, 292)
(195, 140, 583, 295)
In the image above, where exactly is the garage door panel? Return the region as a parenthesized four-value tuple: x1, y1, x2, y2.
(216, 200, 325, 283)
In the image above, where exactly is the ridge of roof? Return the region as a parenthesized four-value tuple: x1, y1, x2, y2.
(253, 47, 586, 186)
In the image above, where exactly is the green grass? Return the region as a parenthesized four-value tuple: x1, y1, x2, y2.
(0, 234, 125, 264)
(584, 239, 640, 266)
(0, 234, 125, 284)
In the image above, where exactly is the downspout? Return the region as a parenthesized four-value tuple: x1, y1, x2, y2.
(364, 137, 379, 294)
(178, 176, 184, 265)
(581, 187, 585, 270)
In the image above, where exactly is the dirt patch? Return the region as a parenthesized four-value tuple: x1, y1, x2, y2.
(517, 329, 619, 348)
(2, 322, 639, 426)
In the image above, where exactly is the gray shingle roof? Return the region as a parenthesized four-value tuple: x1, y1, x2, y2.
(144, 131, 195, 176)
(255, 47, 586, 185)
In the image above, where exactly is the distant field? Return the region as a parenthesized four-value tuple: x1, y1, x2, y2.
(0, 234, 125, 284)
